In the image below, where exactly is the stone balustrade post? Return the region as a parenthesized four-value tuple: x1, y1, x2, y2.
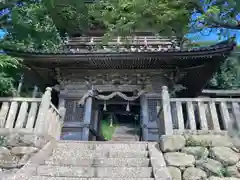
(160, 86, 173, 135)
(34, 87, 52, 134)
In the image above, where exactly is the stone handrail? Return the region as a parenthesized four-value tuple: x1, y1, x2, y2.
(158, 86, 240, 135)
(0, 87, 66, 140)
(42, 102, 65, 139)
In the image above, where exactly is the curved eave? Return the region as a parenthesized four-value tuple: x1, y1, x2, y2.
(5, 43, 234, 59)
(3, 39, 236, 69)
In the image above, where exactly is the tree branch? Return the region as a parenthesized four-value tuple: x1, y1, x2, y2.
(207, 21, 240, 30)
(190, 1, 240, 30)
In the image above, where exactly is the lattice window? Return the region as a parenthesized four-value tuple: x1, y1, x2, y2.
(64, 100, 73, 122)
(64, 99, 84, 122)
(75, 103, 84, 121)
(147, 99, 159, 122)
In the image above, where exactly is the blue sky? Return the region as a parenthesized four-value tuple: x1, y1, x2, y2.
(187, 29, 240, 44)
(186, 12, 240, 44)
(0, 30, 5, 38)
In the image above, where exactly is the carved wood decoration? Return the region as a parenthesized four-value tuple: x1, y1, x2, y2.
(56, 68, 186, 96)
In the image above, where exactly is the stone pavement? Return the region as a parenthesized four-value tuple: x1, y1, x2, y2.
(111, 123, 139, 141)
(8, 141, 171, 180)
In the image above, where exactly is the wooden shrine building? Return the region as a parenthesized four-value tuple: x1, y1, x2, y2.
(4, 36, 236, 141)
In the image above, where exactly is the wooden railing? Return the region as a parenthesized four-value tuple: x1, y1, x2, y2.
(67, 36, 178, 46)
(158, 86, 240, 135)
(0, 87, 66, 139)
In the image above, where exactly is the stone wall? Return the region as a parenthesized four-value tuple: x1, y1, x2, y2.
(0, 131, 49, 179)
(159, 133, 240, 180)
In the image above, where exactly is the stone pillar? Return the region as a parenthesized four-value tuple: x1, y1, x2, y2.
(82, 96, 92, 140)
(160, 86, 173, 135)
(35, 87, 52, 134)
(140, 95, 149, 141)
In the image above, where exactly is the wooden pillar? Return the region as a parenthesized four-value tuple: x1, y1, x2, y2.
(35, 87, 52, 134)
(140, 95, 149, 141)
(58, 97, 65, 110)
(94, 110, 99, 131)
(58, 98, 66, 120)
(161, 86, 173, 135)
(82, 96, 92, 140)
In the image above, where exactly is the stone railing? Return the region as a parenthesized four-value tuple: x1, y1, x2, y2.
(158, 86, 240, 135)
(0, 87, 66, 139)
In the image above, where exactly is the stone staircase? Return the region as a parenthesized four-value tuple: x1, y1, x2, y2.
(111, 124, 139, 141)
(23, 141, 170, 180)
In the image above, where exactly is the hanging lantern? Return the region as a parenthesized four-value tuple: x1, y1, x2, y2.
(103, 100, 107, 111)
(126, 101, 130, 112)
(109, 115, 113, 127)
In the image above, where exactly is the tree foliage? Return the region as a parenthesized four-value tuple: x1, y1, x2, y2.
(1, 2, 63, 52)
(208, 52, 240, 89)
(42, 0, 89, 36)
(188, 0, 240, 89)
(43, 0, 192, 41)
(0, 54, 21, 96)
(0, 0, 62, 96)
(91, 0, 191, 37)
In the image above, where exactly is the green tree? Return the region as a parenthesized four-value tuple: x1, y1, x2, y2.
(42, 0, 89, 36)
(188, 0, 240, 89)
(91, 0, 192, 40)
(208, 52, 240, 89)
(0, 0, 62, 96)
(0, 54, 21, 96)
(190, 0, 240, 33)
(1, 2, 63, 52)
(42, 0, 192, 42)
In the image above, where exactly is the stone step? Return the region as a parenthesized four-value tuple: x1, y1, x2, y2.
(36, 166, 153, 178)
(112, 136, 139, 139)
(111, 138, 138, 141)
(44, 158, 150, 167)
(51, 150, 148, 158)
(56, 142, 148, 151)
(25, 177, 154, 180)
